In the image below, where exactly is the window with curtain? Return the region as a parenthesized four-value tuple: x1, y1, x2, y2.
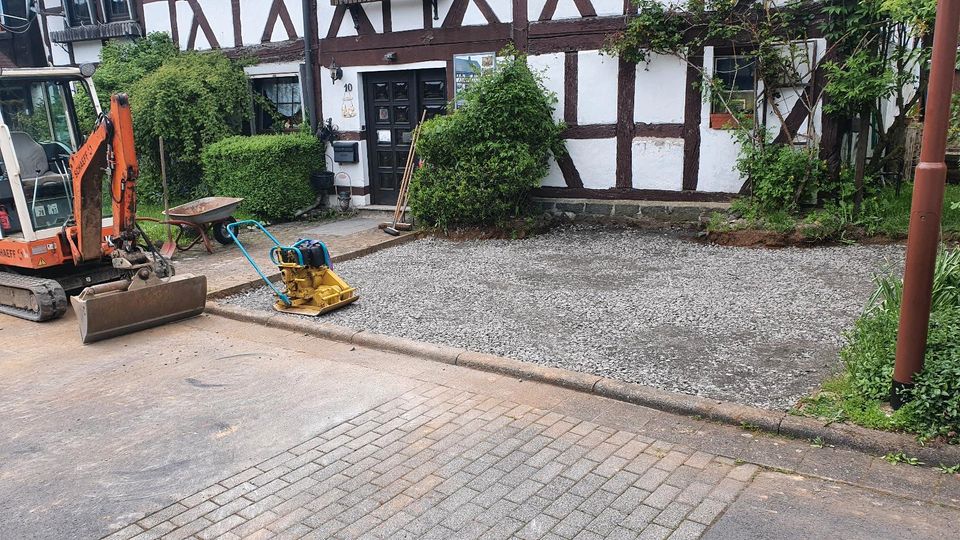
(252, 77, 303, 133)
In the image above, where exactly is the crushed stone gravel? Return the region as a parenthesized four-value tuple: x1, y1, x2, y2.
(224, 225, 906, 410)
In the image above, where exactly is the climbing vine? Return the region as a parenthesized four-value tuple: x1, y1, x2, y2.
(606, 0, 938, 215)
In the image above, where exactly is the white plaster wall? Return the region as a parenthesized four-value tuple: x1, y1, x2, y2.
(366, 4, 385, 34)
(72, 41, 102, 63)
(527, 0, 545, 21)
(463, 2, 488, 26)
(577, 51, 617, 125)
(193, 0, 233, 49)
(245, 62, 302, 78)
(489, 0, 513, 22)
(175, 1, 194, 49)
(568, 139, 617, 189)
(238, 0, 268, 44)
(594, 0, 625, 17)
(282, 0, 305, 38)
(697, 46, 743, 192)
(632, 138, 683, 190)
(552, 0, 582, 20)
(697, 128, 742, 192)
(527, 53, 565, 123)
(541, 157, 566, 187)
(390, 2, 425, 32)
(634, 54, 686, 124)
(144, 1, 174, 36)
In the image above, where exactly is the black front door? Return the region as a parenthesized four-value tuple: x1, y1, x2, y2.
(364, 69, 447, 205)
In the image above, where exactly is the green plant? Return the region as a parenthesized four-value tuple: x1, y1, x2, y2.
(409, 49, 565, 228)
(938, 463, 960, 474)
(737, 141, 826, 213)
(883, 452, 923, 466)
(836, 249, 960, 441)
(132, 51, 252, 201)
(202, 134, 323, 220)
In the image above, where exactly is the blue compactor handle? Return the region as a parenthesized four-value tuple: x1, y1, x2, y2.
(226, 219, 294, 306)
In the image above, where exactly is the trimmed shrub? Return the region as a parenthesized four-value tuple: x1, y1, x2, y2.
(202, 134, 323, 220)
(409, 51, 565, 228)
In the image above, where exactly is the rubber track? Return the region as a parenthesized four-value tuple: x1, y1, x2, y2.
(0, 271, 68, 322)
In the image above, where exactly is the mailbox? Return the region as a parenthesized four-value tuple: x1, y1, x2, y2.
(332, 142, 358, 163)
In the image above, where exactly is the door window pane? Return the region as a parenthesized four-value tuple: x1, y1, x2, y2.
(373, 83, 389, 101)
(421, 81, 445, 100)
(393, 106, 409, 124)
(392, 82, 409, 101)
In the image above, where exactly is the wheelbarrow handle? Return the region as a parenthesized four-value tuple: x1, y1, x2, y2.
(225, 219, 293, 306)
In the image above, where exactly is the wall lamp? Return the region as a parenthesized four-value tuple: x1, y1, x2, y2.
(329, 61, 343, 83)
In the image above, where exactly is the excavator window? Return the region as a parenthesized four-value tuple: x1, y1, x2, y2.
(0, 78, 93, 234)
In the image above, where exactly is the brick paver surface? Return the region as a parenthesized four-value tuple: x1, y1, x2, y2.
(109, 385, 755, 540)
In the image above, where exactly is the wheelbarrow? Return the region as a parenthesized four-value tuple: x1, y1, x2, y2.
(137, 196, 244, 254)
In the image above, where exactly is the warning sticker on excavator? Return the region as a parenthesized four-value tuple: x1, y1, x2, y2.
(38, 258, 46, 266)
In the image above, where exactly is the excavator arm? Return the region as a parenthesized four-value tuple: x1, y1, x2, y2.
(68, 93, 139, 264)
(63, 92, 206, 343)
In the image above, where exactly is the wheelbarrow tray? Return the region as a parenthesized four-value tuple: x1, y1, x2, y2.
(164, 197, 244, 225)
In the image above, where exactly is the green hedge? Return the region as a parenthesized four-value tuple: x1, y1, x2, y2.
(202, 134, 323, 220)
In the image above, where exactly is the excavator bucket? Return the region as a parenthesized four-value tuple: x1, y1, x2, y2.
(71, 274, 207, 344)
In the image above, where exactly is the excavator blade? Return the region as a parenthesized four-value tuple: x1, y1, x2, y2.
(71, 274, 207, 344)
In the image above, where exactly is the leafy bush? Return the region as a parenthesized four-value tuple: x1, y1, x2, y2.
(838, 247, 960, 441)
(75, 32, 178, 134)
(130, 50, 251, 202)
(202, 134, 323, 220)
(737, 142, 826, 213)
(409, 51, 565, 228)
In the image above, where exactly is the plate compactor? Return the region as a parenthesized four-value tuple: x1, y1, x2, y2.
(227, 220, 357, 315)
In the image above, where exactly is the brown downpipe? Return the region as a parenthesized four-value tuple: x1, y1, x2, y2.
(890, 0, 960, 408)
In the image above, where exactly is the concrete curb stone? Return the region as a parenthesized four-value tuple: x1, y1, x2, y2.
(204, 302, 960, 466)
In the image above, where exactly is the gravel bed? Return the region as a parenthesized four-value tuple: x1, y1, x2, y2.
(225, 225, 905, 410)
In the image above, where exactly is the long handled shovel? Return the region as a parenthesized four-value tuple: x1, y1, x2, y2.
(385, 111, 426, 236)
(158, 136, 177, 258)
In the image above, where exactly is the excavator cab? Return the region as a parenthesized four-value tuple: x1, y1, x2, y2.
(0, 67, 206, 343)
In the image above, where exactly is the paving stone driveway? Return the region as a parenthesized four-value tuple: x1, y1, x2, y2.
(110, 385, 753, 540)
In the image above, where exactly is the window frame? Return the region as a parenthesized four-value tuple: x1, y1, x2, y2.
(65, 0, 97, 27)
(250, 75, 305, 134)
(103, 0, 134, 22)
(710, 55, 757, 117)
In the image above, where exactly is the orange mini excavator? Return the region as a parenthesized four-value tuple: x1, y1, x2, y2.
(0, 66, 206, 343)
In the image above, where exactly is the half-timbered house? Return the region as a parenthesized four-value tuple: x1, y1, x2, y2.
(33, 1, 829, 208)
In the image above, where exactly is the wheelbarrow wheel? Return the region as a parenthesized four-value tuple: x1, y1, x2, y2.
(213, 217, 238, 245)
